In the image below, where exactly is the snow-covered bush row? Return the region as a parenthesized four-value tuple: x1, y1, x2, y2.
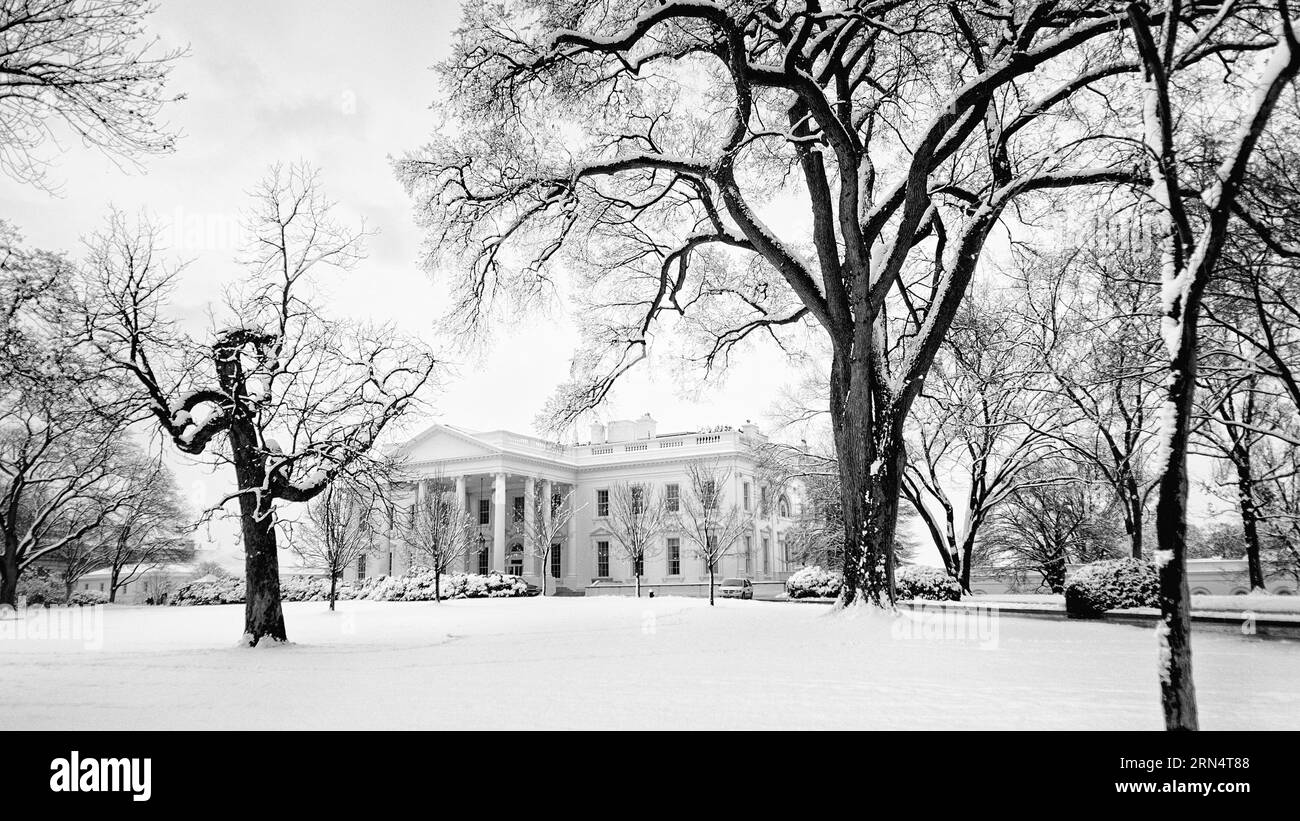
(171, 575, 245, 605)
(785, 565, 842, 599)
(67, 590, 110, 606)
(895, 565, 963, 602)
(1064, 558, 1158, 617)
(16, 573, 64, 605)
(171, 570, 531, 606)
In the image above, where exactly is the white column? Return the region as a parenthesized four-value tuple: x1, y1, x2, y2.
(524, 476, 536, 574)
(541, 479, 553, 576)
(567, 482, 578, 583)
(493, 472, 507, 573)
(455, 475, 467, 512)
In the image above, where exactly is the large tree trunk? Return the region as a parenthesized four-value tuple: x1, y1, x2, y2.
(329, 572, 337, 612)
(708, 565, 715, 606)
(959, 529, 977, 594)
(0, 549, 18, 608)
(434, 565, 442, 603)
(109, 566, 121, 603)
(239, 505, 286, 644)
(1154, 361, 1201, 730)
(634, 570, 641, 598)
(1233, 455, 1267, 592)
(831, 352, 903, 608)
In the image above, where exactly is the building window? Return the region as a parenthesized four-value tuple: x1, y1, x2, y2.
(703, 479, 718, 509)
(597, 541, 610, 577)
(479, 498, 491, 525)
(665, 483, 680, 512)
(478, 548, 490, 575)
(743, 482, 751, 511)
(705, 533, 718, 573)
(633, 555, 644, 577)
(667, 537, 680, 575)
(760, 487, 769, 516)
(596, 489, 609, 517)
(551, 492, 563, 513)
(551, 544, 562, 579)
(744, 536, 753, 575)
(762, 537, 770, 574)
(513, 496, 525, 522)
(778, 495, 790, 518)
(357, 554, 367, 581)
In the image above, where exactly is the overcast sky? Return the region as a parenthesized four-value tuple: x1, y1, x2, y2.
(1, 1, 799, 564)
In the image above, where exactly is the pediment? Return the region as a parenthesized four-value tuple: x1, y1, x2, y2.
(397, 424, 500, 464)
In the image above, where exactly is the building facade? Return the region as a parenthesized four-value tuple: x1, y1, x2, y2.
(349, 415, 801, 594)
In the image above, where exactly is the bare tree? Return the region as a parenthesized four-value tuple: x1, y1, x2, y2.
(676, 460, 753, 605)
(0, 0, 184, 190)
(519, 487, 581, 596)
(87, 165, 440, 644)
(1013, 246, 1164, 560)
(981, 464, 1124, 593)
(1124, 2, 1300, 730)
(394, 481, 474, 603)
(903, 294, 1063, 590)
(0, 222, 141, 607)
(95, 456, 194, 602)
(398, 0, 1257, 608)
(296, 481, 380, 610)
(606, 481, 667, 597)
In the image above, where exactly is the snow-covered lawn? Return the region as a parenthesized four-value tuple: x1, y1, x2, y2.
(2, 596, 1297, 730)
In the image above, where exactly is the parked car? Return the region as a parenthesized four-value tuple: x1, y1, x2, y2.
(719, 578, 754, 600)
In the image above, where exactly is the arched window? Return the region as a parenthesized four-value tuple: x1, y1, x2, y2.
(778, 495, 790, 518)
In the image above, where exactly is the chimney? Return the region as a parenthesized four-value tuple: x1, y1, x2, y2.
(634, 413, 657, 440)
(740, 419, 761, 437)
(606, 419, 635, 443)
(589, 422, 606, 444)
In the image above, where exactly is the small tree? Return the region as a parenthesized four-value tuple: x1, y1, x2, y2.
(95, 457, 194, 602)
(520, 488, 580, 597)
(295, 482, 380, 610)
(89, 165, 439, 644)
(606, 482, 667, 598)
(676, 461, 752, 606)
(395, 484, 473, 603)
(1, 223, 142, 607)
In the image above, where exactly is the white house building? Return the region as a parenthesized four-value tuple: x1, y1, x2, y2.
(349, 415, 802, 595)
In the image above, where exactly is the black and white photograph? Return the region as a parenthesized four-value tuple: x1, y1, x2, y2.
(2, 0, 1296, 803)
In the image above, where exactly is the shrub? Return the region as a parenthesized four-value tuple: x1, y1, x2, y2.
(16, 572, 62, 606)
(1064, 558, 1158, 617)
(171, 575, 244, 606)
(786, 565, 842, 599)
(67, 590, 109, 606)
(895, 564, 962, 601)
(169, 570, 532, 605)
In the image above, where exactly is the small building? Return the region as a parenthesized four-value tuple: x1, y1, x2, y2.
(74, 564, 196, 604)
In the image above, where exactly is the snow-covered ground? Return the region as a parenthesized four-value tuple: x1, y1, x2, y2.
(2, 597, 1297, 730)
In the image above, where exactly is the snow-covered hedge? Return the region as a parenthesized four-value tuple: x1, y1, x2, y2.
(895, 565, 962, 601)
(785, 565, 842, 599)
(1064, 558, 1158, 617)
(67, 590, 109, 606)
(171, 570, 531, 606)
(172, 575, 245, 606)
